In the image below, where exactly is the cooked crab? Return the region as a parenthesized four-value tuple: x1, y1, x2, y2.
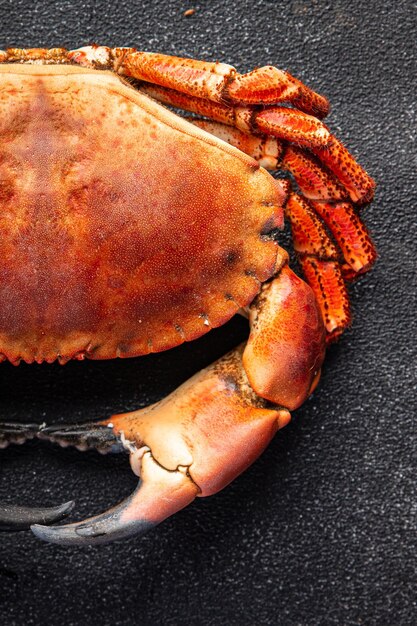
(0, 46, 376, 544)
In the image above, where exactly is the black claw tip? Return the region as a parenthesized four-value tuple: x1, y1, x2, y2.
(31, 482, 154, 546)
(0, 500, 75, 532)
(31, 517, 154, 546)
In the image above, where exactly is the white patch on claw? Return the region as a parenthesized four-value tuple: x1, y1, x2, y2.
(129, 446, 151, 478)
(119, 430, 152, 478)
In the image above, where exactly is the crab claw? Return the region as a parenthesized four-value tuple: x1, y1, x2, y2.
(32, 345, 290, 546)
(31, 262, 326, 546)
(0, 421, 74, 530)
(33, 422, 197, 544)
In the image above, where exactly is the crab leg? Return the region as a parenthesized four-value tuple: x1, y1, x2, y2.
(66, 47, 329, 118)
(140, 82, 331, 147)
(31, 263, 325, 545)
(285, 193, 351, 339)
(2, 47, 328, 117)
(0, 422, 74, 530)
(310, 200, 377, 279)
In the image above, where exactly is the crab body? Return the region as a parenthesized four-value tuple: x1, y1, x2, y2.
(0, 47, 376, 544)
(0, 65, 282, 363)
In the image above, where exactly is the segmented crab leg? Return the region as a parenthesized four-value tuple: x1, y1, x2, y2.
(0, 422, 74, 530)
(65, 47, 329, 118)
(32, 263, 325, 545)
(186, 119, 375, 339)
(137, 85, 330, 147)
(285, 193, 351, 338)
(2, 47, 328, 117)
(309, 199, 376, 280)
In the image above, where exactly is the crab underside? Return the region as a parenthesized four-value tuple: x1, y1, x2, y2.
(0, 46, 376, 544)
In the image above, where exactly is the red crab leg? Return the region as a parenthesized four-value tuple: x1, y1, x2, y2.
(310, 200, 376, 276)
(285, 193, 351, 338)
(298, 257, 350, 341)
(0, 422, 74, 530)
(67, 46, 330, 118)
(280, 144, 346, 202)
(139, 83, 331, 148)
(32, 264, 325, 545)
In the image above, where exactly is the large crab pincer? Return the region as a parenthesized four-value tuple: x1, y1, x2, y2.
(0, 46, 375, 544)
(33, 264, 325, 544)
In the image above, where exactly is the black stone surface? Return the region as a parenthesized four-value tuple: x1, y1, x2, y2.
(0, 1, 415, 624)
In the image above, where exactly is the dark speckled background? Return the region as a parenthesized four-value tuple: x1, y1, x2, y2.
(0, 1, 415, 624)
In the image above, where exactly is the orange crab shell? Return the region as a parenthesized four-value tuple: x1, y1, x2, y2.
(0, 65, 287, 364)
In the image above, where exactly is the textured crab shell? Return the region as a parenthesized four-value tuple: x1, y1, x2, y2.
(0, 65, 286, 363)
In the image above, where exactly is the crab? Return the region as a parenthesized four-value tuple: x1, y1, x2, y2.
(0, 46, 376, 545)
